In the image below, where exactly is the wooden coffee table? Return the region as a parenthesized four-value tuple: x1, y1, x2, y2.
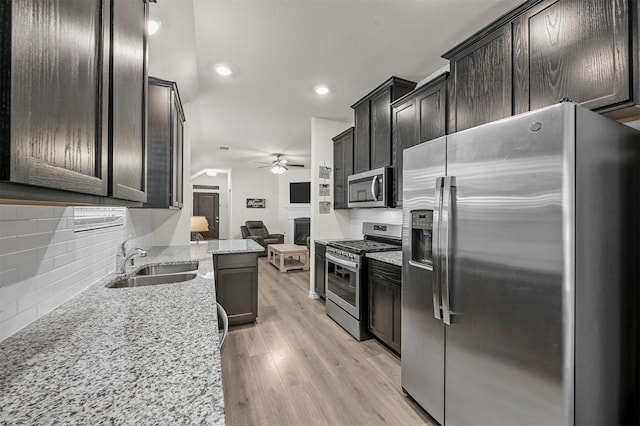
(267, 243, 310, 272)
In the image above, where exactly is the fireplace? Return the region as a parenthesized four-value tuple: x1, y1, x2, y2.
(293, 217, 310, 246)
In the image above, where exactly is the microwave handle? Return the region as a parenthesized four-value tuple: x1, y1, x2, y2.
(371, 176, 379, 201)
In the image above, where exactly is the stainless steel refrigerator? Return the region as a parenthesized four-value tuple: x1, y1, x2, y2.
(401, 102, 639, 425)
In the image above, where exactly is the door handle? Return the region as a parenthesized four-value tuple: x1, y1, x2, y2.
(371, 176, 379, 201)
(441, 176, 456, 325)
(432, 177, 444, 320)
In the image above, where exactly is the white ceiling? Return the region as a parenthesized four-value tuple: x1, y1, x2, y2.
(148, 0, 525, 175)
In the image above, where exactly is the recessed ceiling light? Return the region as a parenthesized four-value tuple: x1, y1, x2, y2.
(314, 84, 330, 95)
(206, 170, 217, 177)
(148, 15, 161, 36)
(215, 64, 233, 77)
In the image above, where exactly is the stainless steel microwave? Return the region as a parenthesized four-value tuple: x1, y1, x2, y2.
(347, 167, 391, 208)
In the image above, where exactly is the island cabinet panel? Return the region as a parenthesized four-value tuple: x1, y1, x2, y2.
(351, 77, 417, 175)
(445, 24, 513, 132)
(513, 0, 631, 114)
(0, 0, 109, 196)
(214, 253, 259, 326)
(110, 0, 148, 202)
(332, 127, 354, 210)
(391, 73, 447, 207)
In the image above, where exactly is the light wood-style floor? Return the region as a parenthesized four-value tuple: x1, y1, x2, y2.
(221, 257, 434, 425)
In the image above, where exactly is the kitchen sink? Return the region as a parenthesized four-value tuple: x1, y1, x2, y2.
(107, 272, 198, 288)
(134, 262, 199, 276)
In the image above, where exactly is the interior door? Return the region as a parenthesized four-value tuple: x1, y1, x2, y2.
(193, 192, 219, 239)
(444, 104, 570, 425)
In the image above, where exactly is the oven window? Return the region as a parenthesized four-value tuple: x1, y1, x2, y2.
(327, 261, 358, 309)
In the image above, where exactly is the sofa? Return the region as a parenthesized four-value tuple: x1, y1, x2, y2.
(240, 221, 284, 256)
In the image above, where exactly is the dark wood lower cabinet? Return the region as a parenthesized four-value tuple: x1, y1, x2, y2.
(367, 258, 401, 353)
(213, 253, 258, 326)
(314, 242, 326, 298)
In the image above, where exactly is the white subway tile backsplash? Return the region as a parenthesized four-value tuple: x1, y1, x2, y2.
(0, 268, 18, 287)
(0, 205, 18, 221)
(1, 301, 18, 322)
(0, 249, 39, 272)
(0, 306, 37, 341)
(35, 290, 68, 317)
(53, 251, 76, 269)
(1, 278, 35, 303)
(35, 265, 66, 290)
(0, 220, 35, 238)
(36, 218, 64, 233)
(0, 237, 17, 256)
(0, 204, 154, 342)
(17, 284, 56, 313)
(16, 232, 55, 252)
(14, 206, 53, 220)
(38, 242, 69, 260)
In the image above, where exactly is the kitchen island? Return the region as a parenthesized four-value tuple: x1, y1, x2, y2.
(0, 239, 263, 425)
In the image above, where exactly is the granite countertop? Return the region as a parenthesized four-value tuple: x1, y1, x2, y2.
(313, 238, 354, 245)
(366, 250, 402, 267)
(0, 240, 262, 425)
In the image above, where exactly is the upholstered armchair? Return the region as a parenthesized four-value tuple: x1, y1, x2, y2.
(241, 221, 284, 256)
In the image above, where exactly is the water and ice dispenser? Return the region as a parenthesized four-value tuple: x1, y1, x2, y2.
(410, 210, 433, 268)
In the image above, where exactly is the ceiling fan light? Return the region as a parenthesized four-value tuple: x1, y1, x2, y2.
(271, 165, 286, 174)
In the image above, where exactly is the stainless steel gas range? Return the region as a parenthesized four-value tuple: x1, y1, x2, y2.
(325, 222, 401, 340)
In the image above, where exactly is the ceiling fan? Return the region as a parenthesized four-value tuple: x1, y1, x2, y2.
(259, 154, 304, 174)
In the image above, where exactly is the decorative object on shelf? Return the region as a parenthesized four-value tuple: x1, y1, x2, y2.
(319, 166, 331, 179)
(190, 216, 209, 243)
(319, 201, 331, 214)
(319, 184, 330, 196)
(246, 198, 265, 208)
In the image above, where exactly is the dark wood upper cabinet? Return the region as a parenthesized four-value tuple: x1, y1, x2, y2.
(0, 0, 110, 196)
(109, 0, 148, 202)
(351, 77, 416, 174)
(144, 77, 185, 209)
(391, 73, 448, 207)
(443, 0, 638, 130)
(513, 0, 632, 114)
(444, 24, 513, 132)
(353, 103, 370, 174)
(332, 127, 354, 210)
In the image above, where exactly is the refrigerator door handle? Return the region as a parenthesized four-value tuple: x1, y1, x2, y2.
(432, 177, 444, 320)
(442, 176, 456, 325)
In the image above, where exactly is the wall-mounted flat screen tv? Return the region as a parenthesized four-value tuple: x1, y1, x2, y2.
(290, 182, 311, 203)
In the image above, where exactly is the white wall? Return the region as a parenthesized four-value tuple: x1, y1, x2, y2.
(347, 209, 403, 238)
(191, 172, 230, 239)
(310, 118, 352, 242)
(0, 206, 153, 341)
(229, 168, 282, 239)
(277, 168, 312, 242)
(308, 118, 352, 297)
(151, 102, 193, 246)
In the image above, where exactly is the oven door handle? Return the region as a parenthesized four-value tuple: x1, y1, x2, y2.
(326, 253, 360, 270)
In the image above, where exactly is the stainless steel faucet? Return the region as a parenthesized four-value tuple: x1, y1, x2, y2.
(116, 240, 147, 274)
